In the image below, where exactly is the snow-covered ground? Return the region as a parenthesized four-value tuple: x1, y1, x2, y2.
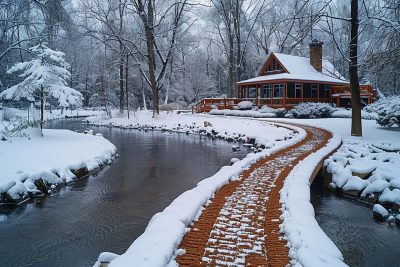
(85, 110, 298, 149)
(209, 106, 378, 120)
(0, 127, 116, 204)
(0, 107, 104, 122)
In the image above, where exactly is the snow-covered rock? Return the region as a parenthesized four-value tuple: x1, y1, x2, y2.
(379, 188, 400, 205)
(361, 180, 390, 197)
(230, 158, 240, 165)
(373, 204, 389, 221)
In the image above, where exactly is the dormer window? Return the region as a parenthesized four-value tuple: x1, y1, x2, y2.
(263, 57, 285, 75)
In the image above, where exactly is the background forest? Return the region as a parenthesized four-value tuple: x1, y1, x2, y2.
(0, 0, 399, 112)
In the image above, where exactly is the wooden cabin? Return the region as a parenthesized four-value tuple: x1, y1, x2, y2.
(193, 40, 376, 113)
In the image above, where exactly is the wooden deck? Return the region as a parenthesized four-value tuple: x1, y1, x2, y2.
(192, 84, 375, 113)
(192, 97, 331, 113)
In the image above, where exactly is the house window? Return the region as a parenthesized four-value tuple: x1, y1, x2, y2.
(274, 83, 284, 98)
(295, 83, 302, 98)
(325, 85, 331, 98)
(311, 84, 318, 98)
(262, 84, 271, 98)
(241, 87, 246, 98)
(249, 87, 256, 98)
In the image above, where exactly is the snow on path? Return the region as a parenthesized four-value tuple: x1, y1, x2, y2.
(176, 124, 345, 267)
(0, 128, 116, 202)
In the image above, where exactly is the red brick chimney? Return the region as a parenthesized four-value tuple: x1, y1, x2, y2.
(309, 39, 323, 72)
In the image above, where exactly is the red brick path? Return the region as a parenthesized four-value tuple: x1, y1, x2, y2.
(176, 125, 332, 267)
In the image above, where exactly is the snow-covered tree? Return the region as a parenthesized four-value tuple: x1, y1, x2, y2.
(0, 42, 83, 134)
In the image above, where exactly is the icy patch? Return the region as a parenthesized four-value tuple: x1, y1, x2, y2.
(0, 214, 7, 222)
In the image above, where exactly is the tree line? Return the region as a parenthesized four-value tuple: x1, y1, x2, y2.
(0, 0, 399, 117)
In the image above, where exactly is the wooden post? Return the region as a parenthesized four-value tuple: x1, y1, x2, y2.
(270, 83, 274, 107)
(317, 83, 320, 102)
(283, 83, 286, 108)
(256, 84, 259, 106)
(302, 83, 304, 103)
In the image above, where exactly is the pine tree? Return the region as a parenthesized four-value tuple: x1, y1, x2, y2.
(0, 42, 83, 135)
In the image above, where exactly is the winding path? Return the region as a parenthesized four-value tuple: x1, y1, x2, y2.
(176, 123, 332, 267)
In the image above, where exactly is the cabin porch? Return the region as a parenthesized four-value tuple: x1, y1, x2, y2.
(192, 82, 375, 113)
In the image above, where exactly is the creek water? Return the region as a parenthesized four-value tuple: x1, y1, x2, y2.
(311, 181, 400, 267)
(0, 119, 248, 267)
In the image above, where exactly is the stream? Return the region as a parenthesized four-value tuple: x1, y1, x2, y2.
(0, 119, 248, 267)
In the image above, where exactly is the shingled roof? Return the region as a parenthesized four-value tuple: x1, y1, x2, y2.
(238, 52, 349, 85)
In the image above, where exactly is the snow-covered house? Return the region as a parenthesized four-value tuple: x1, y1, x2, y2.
(193, 40, 376, 112)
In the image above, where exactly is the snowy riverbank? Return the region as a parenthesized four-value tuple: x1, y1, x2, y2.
(0, 107, 104, 122)
(0, 127, 116, 205)
(85, 111, 298, 149)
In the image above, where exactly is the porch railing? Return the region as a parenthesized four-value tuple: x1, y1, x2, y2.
(332, 84, 374, 95)
(192, 97, 332, 113)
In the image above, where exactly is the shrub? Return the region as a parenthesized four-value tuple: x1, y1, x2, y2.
(235, 101, 254, 110)
(366, 96, 400, 127)
(290, 102, 335, 118)
(259, 106, 286, 118)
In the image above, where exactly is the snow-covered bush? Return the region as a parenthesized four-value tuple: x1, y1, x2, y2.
(290, 102, 335, 118)
(365, 96, 400, 127)
(331, 108, 378, 120)
(235, 101, 253, 110)
(259, 105, 286, 118)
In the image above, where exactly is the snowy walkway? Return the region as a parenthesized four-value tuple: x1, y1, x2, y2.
(176, 124, 332, 267)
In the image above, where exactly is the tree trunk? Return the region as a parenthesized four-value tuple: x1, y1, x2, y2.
(228, 36, 234, 97)
(40, 84, 44, 136)
(350, 0, 362, 136)
(125, 54, 129, 119)
(119, 43, 124, 113)
(141, 0, 159, 116)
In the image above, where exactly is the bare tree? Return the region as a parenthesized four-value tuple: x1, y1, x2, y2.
(350, 0, 362, 136)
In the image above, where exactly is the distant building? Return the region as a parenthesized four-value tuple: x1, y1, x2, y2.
(193, 40, 376, 113)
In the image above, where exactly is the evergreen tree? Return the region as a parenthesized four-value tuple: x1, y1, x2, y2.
(0, 42, 83, 135)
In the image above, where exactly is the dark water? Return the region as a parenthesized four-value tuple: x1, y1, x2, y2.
(0, 119, 248, 267)
(311, 181, 400, 267)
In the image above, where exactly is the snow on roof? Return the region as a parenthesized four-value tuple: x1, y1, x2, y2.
(238, 53, 349, 85)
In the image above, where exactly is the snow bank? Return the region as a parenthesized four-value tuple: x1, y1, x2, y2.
(324, 142, 400, 205)
(209, 108, 277, 118)
(331, 109, 377, 120)
(208, 104, 377, 120)
(1, 108, 104, 121)
(280, 132, 346, 267)
(92, 113, 306, 267)
(0, 128, 116, 203)
(86, 111, 296, 149)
